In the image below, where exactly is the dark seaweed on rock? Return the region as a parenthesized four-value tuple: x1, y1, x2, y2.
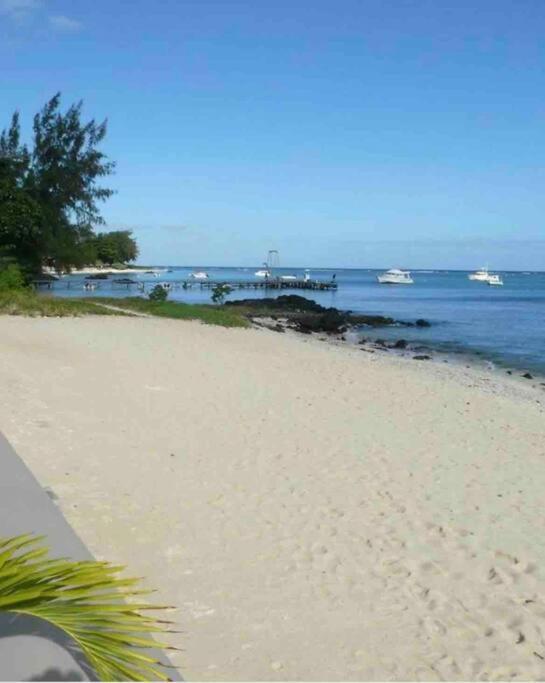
(226, 295, 327, 313)
(227, 295, 430, 335)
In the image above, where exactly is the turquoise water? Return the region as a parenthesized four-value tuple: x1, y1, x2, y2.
(54, 267, 545, 374)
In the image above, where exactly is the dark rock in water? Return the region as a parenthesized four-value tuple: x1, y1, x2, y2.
(274, 324, 285, 333)
(352, 314, 396, 327)
(358, 338, 368, 345)
(227, 294, 325, 313)
(375, 339, 387, 347)
(522, 372, 533, 380)
(228, 295, 425, 334)
(413, 355, 431, 361)
(294, 308, 348, 334)
(506, 370, 513, 375)
(393, 339, 408, 349)
(416, 319, 431, 327)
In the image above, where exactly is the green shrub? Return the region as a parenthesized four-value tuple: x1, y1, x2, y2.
(149, 284, 168, 302)
(211, 283, 233, 304)
(0, 264, 26, 291)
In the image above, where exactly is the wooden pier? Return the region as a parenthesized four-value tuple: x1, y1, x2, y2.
(32, 277, 338, 293)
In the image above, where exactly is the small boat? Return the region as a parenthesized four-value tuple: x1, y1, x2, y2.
(256, 250, 279, 278)
(468, 267, 490, 281)
(190, 271, 209, 280)
(377, 269, 414, 285)
(113, 277, 137, 284)
(280, 274, 298, 281)
(487, 274, 503, 286)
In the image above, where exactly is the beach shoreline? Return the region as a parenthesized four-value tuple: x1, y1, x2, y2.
(44, 266, 168, 276)
(46, 265, 545, 377)
(248, 310, 545, 388)
(1, 313, 545, 680)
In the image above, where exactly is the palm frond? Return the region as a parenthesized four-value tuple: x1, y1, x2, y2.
(0, 534, 179, 681)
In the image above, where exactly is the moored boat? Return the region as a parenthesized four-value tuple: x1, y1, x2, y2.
(468, 267, 490, 281)
(377, 269, 414, 285)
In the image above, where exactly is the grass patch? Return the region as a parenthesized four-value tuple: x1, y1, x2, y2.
(0, 290, 249, 327)
(0, 290, 118, 317)
(90, 297, 249, 328)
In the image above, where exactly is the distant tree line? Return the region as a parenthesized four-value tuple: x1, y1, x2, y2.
(0, 94, 138, 277)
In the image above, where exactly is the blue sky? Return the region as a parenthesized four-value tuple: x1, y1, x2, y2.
(1, 0, 545, 269)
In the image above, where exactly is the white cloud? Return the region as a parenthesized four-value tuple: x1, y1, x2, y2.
(49, 13, 81, 31)
(0, 0, 41, 19)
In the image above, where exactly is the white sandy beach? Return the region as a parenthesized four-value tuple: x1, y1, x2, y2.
(1, 315, 545, 681)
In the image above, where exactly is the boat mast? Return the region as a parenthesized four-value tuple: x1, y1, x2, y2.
(268, 250, 279, 279)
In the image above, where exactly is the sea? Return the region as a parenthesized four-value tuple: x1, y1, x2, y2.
(54, 266, 545, 375)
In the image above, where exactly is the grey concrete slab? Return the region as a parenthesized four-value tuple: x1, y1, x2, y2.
(0, 433, 180, 681)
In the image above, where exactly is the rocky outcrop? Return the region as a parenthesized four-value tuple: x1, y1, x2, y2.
(227, 295, 430, 335)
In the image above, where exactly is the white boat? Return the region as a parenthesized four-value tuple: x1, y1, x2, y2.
(190, 271, 209, 280)
(377, 269, 414, 285)
(468, 267, 490, 281)
(280, 274, 298, 281)
(487, 274, 503, 286)
(255, 250, 279, 278)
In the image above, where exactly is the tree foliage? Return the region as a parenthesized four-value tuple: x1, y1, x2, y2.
(0, 176, 43, 272)
(0, 94, 125, 274)
(0, 112, 30, 183)
(95, 230, 138, 265)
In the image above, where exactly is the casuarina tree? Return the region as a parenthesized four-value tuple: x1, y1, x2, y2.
(0, 94, 119, 274)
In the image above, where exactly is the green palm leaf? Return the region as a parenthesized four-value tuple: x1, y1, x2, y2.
(0, 534, 179, 681)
